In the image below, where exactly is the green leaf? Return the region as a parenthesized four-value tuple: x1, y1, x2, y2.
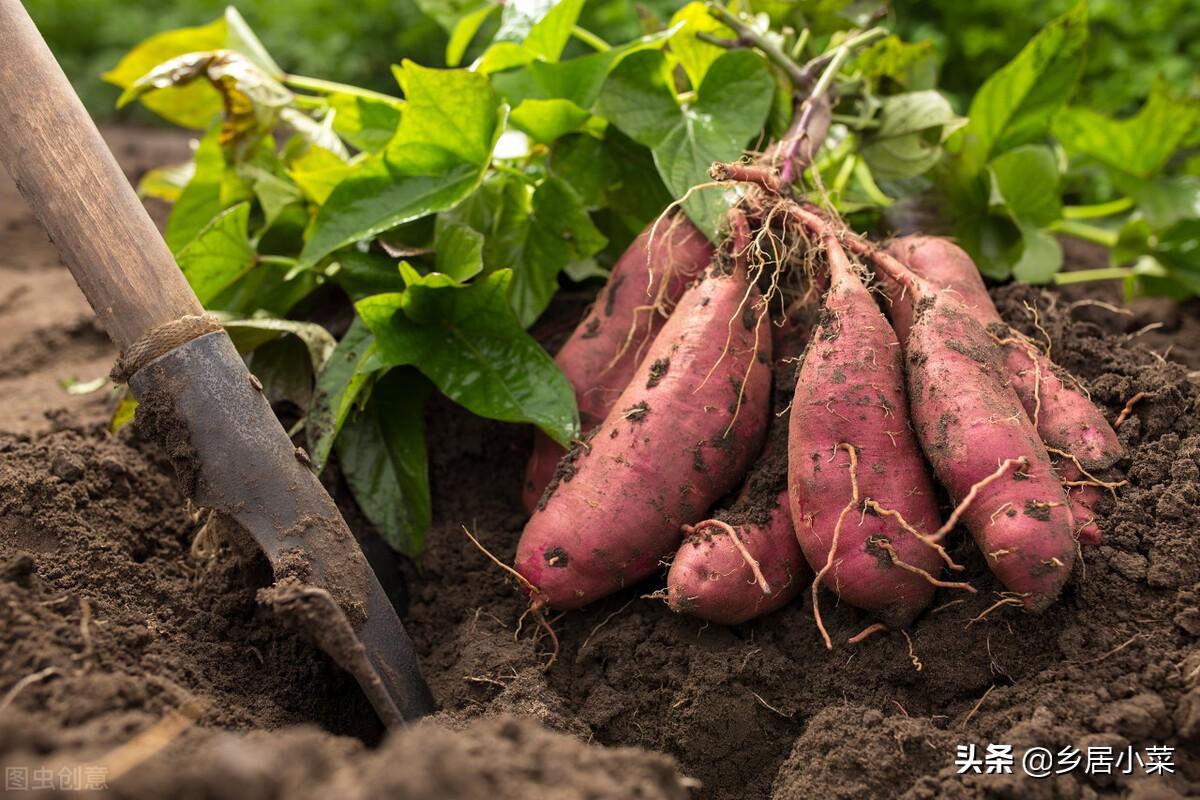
(1127, 258, 1198, 302)
(414, 0, 491, 31)
(598, 48, 774, 238)
(955, 214, 1020, 281)
(598, 127, 676, 236)
(117, 51, 293, 152)
(356, 269, 578, 445)
(1124, 176, 1200, 230)
(435, 222, 485, 281)
(288, 145, 355, 205)
(507, 176, 608, 325)
(988, 145, 1062, 226)
(237, 161, 303, 233)
(327, 94, 404, 153)
(308, 318, 380, 473)
(337, 369, 431, 556)
(222, 318, 337, 373)
(103, 17, 228, 128)
(668, 1, 735, 89)
(223, 7, 283, 79)
(165, 125, 250, 253)
(860, 91, 966, 181)
(1153, 219, 1200, 277)
(855, 35, 938, 91)
(441, 175, 607, 325)
(1111, 218, 1154, 274)
(597, 51, 754, 234)
(489, 29, 676, 145)
(299, 63, 504, 267)
(509, 98, 592, 143)
(1052, 81, 1200, 180)
(1011, 222, 1063, 283)
(110, 391, 138, 434)
(245, 337, 316, 411)
(331, 251, 409, 301)
(208, 261, 318, 317)
(547, 134, 608, 208)
(175, 202, 256, 304)
(280, 108, 349, 161)
(494, 0, 585, 63)
(106, 9, 288, 129)
(595, 50, 679, 146)
(949, 0, 1088, 179)
(476, 42, 534, 74)
(137, 162, 194, 203)
(490, 29, 676, 109)
(448, 3, 501, 67)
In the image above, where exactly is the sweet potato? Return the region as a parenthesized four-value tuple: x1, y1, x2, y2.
(668, 398, 807, 625)
(515, 259, 772, 610)
(883, 236, 1122, 472)
(788, 235, 948, 630)
(881, 236, 1120, 543)
(667, 489, 804, 625)
(522, 215, 714, 512)
(1056, 462, 1103, 545)
(865, 244, 1077, 610)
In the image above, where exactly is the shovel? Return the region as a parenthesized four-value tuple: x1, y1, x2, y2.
(0, 2, 435, 727)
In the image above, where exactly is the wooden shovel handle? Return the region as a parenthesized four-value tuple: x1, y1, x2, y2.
(0, 1, 203, 351)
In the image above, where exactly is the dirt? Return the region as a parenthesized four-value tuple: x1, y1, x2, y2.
(1, 129, 1198, 798)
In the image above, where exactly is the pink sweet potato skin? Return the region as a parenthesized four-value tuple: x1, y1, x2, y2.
(522, 215, 714, 512)
(884, 236, 1122, 472)
(788, 239, 945, 628)
(667, 489, 806, 625)
(515, 266, 771, 610)
(1057, 462, 1103, 545)
(903, 287, 1076, 610)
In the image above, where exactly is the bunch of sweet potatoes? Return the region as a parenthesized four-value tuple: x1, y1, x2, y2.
(505, 173, 1124, 644)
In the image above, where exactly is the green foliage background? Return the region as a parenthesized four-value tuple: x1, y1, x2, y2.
(26, 0, 684, 117)
(893, 0, 1200, 114)
(31, 0, 1200, 120)
(27, 0, 446, 117)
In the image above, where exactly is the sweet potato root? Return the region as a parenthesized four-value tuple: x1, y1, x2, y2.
(522, 214, 714, 512)
(669, 313, 811, 626)
(515, 259, 771, 610)
(667, 487, 804, 625)
(785, 208, 1077, 611)
(883, 236, 1123, 472)
(788, 235, 948, 630)
(873, 249, 1077, 610)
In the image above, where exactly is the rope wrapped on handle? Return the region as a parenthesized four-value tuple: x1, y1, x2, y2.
(110, 313, 223, 383)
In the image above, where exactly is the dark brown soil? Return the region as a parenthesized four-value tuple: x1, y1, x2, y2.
(0, 131, 1197, 799)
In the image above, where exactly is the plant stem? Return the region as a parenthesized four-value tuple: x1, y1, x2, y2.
(1048, 219, 1120, 248)
(776, 44, 851, 184)
(1053, 267, 1131, 285)
(491, 162, 537, 183)
(793, 27, 887, 86)
(289, 94, 329, 110)
(257, 254, 300, 267)
(707, 3, 809, 89)
(1062, 196, 1135, 220)
(774, 28, 887, 184)
(790, 28, 810, 60)
(571, 25, 611, 52)
(832, 153, 857, 195)
(284, 74, 402, 104)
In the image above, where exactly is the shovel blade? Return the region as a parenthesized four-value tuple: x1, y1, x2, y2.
(130, 330, 435, 725)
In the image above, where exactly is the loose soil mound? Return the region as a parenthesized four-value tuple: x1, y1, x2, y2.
(0, 133, 1196, 798)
